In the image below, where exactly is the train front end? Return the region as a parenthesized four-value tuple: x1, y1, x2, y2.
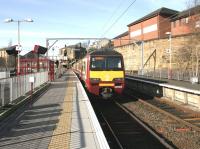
(87, 51, 125, 99)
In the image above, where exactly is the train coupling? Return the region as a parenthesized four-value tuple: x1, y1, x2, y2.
(101, 87, 113, 99)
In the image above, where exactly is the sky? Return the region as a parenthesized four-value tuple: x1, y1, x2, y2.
(0, 0, 187, 56)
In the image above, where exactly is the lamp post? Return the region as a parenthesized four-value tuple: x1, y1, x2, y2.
(4, 18, 33, 75)
(166, 32, 172, 79)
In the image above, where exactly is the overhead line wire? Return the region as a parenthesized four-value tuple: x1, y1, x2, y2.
(101, 0, 137, 37)
(100, 0, 125, 35)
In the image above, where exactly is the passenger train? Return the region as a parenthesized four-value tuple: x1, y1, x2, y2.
(73, 48, 125, 98)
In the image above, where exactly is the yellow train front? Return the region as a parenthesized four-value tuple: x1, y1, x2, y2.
(86, 49, 125, 99)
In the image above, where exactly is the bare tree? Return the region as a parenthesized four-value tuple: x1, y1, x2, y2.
(184, 0, 200, 78)
(186, 0, 200, 8)
(174, 46, 192, 72)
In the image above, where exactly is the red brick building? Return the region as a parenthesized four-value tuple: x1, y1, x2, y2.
(113, 7, 178, 47)
(113, 6, 200, 47)
(113, 31, 129, 47)
(127, 7, 178, 41)
(171, 5, 200, 36)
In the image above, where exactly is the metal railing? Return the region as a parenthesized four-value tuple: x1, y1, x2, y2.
(126, 69, 200, 83)
(0, 71, 48, 107)
(55, 67, 65, 79)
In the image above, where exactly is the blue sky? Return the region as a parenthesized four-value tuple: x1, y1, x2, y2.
(0, 0, 186, 56)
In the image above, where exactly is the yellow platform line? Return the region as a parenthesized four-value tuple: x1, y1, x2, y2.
(48, 85, 73, 149)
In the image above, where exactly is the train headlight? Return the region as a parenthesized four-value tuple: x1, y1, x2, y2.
(90, 78, 101, 84)
(113, 78, 124, 82)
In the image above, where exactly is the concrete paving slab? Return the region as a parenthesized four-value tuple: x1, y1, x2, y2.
(72, 109, 89, 119)
(0, 71, 110, 149)
(71, 118, 94, 133)
(70, 132, 100, 149)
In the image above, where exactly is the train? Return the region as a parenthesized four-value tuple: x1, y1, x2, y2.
(73, 48, 125, 99)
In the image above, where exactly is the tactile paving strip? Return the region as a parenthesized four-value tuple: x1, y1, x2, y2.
(48, 84, 74, 149)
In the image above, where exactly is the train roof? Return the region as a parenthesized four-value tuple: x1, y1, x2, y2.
(89, 49, 122, 56)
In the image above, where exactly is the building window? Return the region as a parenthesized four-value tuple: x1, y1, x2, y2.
(185, 17, 189, 24)
(64, 50, 67, 56)
(176, 20, 179, 26)
(181, 18, 185, 24)
(173, 21, 176, 28)
(196, 20, 200, 28)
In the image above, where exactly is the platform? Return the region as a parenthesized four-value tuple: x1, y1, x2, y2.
(126, 74, 200, 109)
(0, 70, 109, 149)
(126, 75, 200, 94)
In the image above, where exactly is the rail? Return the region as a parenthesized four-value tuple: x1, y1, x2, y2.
(0, 71, 48, 107)
(115, 100, 174, 149)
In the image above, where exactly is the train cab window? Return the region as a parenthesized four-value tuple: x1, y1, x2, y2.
(91, 57, 106, 70)
(107, 57, 122, 70)
(90, 56, 123, 70)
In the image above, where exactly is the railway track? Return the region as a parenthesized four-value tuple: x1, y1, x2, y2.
(123, 86, 200, 149)
(144, 97, 200, 131)
(88, 94, 173, 149)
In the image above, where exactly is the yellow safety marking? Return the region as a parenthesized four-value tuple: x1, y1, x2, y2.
(90, 71, 124, 81)
(99, 83, 114, 86)
(48, 85, 73, 149)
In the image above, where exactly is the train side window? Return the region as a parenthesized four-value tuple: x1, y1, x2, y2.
(83, 61, 86, 72)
